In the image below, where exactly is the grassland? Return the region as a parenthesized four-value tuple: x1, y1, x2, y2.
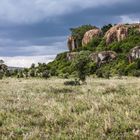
(0, 77, 140, 140)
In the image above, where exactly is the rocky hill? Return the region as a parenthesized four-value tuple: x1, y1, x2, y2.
(43, 23, 140, 78)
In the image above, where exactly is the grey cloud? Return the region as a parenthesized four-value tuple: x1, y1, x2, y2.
(0, 0, 140, 59)
(0, 0, 135, 25)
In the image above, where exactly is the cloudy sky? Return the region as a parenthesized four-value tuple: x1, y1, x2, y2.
(0, 0, 140, 67)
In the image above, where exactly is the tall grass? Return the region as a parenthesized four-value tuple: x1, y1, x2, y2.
(0, 77, 140, 139)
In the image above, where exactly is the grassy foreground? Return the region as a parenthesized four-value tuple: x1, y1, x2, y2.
(0, 77, 140, 140)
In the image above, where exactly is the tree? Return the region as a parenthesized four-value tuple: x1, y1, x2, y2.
(29, 69, 36, 77)
(73, 52, 91, 83)
(42, 70, 50, 79)
(31, 63, 35, 69)
(101, 24, 112, 35)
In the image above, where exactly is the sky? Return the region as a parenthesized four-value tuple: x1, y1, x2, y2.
(0, 0, 140, 67)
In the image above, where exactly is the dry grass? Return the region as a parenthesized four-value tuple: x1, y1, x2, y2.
(0, 77, 140, 140)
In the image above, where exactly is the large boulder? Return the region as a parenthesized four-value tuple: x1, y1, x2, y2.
(82, 29, 102, 46)
(90, 51, 117, 65)
(67, 52, 79, 61)
(128, 46, 140, 63)
(67, 36, 78, 51)
(104, 24, 128, 45)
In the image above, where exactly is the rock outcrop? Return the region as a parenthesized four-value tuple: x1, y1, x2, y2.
(67, 36, 78, 51)
(104, 24, 128, 45)
(67, 52, 79, 61)
(90, 51, 117, 66)
(82, 29, 102, 46)
(128, 46, 140, 63)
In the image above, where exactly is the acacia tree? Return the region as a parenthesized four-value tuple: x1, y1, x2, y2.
(73, 52, 91, 83)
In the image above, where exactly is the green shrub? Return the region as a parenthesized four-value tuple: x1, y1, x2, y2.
(136, 59, 140, 69)
(17, 71, 24, 78)
(0, 71, 4, 79)
(125, 63, 137, 74)
(101, 24, 113, 34)
(83, 37, 102, 51)
(64, 79, 80, 86)
(29, 69, 36, 77)
(96, 69, 103, 78)
(42, 70, 50, 79)
(132, 70, 140, 77)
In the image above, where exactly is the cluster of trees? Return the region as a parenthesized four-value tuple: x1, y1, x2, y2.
(15, 63, 50, 79)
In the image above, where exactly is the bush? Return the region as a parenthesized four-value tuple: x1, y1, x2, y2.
(104, 71, 111, 79)
(17, 71, 24, 78)
(0, 71, 4, 79)
(64, 79, 80, 86)
(63, 73, 69, 79)
(136, 59, 140, 69)
(132, 70, 140, 77)
(96, 69, 103, 78)
(42, 70, 50, 79)
(29, 69, 36, 77)
(101, 24, 113, 34)
(5, 70, 11, 77)
(83, 37, 102, 51)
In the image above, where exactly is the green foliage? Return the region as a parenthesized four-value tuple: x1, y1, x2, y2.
(107, 35, 140, 53)
(42, 70, 50, 79)
(83, 37, 102, 51)
(128, 28, 140, 36)
(96, 69, 103, 78)
(17, 71, 24, 78)
(29, 69, 36, 77)
(73, 52, 91, 82)
(101, 24, 112, 34)
(88, 62, 97, 74)
(0, 71, 4, 79)
(5, 70, 11, 77)
(132, 70, 140, 77)
(31, 63, 35, 69)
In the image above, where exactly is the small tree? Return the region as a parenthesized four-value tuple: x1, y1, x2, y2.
(42, 70, 50, 79)
(17, 71, 24, 78)
(73, 52, 90, 83)
(29, 69, 36, 77)
(5, 70, 11, 77)
(31, 63, 35, 69)
(101, 24, 112, 34)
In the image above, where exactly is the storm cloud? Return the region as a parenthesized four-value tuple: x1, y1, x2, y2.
(0, 0, 140, 67)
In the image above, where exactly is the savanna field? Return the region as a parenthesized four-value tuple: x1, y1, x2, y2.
(0, 77, 140, 140)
